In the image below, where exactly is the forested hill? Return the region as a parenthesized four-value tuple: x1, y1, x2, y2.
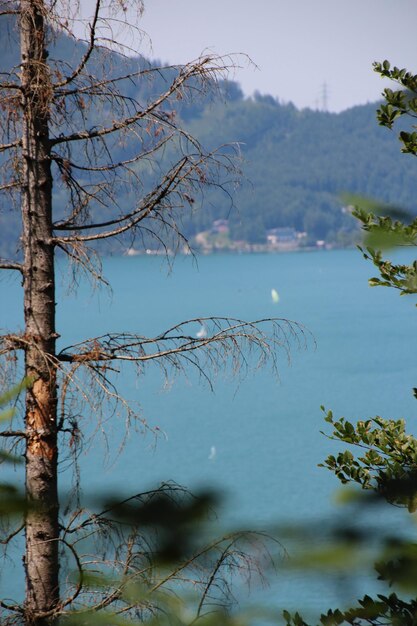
(1, 16, 417, 257)
(182, 93, 417, 246)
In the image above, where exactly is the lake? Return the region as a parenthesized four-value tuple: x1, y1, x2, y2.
(1, 248, 416, 619)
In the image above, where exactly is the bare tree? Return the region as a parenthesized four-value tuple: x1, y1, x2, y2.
(0, 2, 304, 624)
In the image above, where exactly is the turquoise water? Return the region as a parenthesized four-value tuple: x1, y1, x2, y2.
(1, 249, 417, 616)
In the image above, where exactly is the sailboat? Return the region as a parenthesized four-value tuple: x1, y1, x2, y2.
(196, 324, 207, 339)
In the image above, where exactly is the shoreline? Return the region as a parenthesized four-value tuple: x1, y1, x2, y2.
(123, 242, 356, 257)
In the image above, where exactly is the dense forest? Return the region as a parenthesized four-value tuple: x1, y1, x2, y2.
(183, 92, 417, 247)
(1, 16, 417, 258)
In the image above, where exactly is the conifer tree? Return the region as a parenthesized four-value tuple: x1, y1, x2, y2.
(0, 3, 300, 624)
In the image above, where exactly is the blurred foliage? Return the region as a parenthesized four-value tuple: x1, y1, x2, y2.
(344, 60, 417, 300)
(0, 472, 279, 625)
(59, 486, 270, 625)
(0, 380, 30, 517)
(342, 196, 417, 296)
(0, 386, 278, 625)
(0, 378, 31, 422)
(283, 59, 417, 626)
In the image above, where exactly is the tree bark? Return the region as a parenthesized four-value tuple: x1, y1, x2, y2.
(20, 1, 59, 623)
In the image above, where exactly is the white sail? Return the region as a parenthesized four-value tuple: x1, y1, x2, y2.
(271, 288, 280, 303)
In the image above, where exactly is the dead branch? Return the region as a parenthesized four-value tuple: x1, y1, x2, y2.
(0, 10, 20, 17)
(51, 142, 168, 178)
(55, 318, 307, 395)
(0, 600, 22, 613)
(0, 261, 23, 272)
(51, 142, 237, 248)
(0, 522, 25, 545)
(196, 538, 239, 618)
(148, 530, 270, 598)
(50, 56, 228, 147)
(0, 83, 20, 90)
(54, 241, 107, 286)
(0, 140, 21, 153)
(63, 485, 191, 537)
(56, 537, 84, 610)
(50, 134, 175, 232)
(0, 181, 19, 192)
(54, 0, 101, 88)
(54, 65, 175, 99)
(0, 334, 31, 354)
(52, 156, 190, 242)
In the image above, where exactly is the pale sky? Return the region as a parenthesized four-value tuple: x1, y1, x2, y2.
(75, 0, 417, 112)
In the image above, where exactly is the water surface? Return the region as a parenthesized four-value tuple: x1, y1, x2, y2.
(1, 249, 416, 616)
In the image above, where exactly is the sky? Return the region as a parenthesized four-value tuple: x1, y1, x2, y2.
(75, 0, 417, 112)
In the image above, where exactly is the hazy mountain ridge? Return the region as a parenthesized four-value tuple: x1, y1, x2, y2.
(1, 16, 416, 258)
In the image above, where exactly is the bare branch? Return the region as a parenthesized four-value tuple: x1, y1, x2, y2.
(54, 0, 102, 88)
(51, 141, 236, 251)
(0, 82, 21, 90)
(0, 140, 21, 153)
(54, 241, 108, 286)
(50, 57, 223, 146)
(0, 334, 30, 355)
(0, 10, 20, 17)
(54, 66, 168, 99)
(0, 181, 19, 192)
(56, 318, 307, 385)
(56, 538, 84, 610)
(0, 522, 24, 545)
(50, 134, 173, 232)
(53, 156, 189, 242)
(149, 530, 266, 594)
(0, 261, 23, 272)
(51, 132, 171, 180)
(195, 537, 240, 618)
(0, 600, 22, 613)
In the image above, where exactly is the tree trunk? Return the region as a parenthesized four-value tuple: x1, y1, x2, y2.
(20, 1, 59, 623)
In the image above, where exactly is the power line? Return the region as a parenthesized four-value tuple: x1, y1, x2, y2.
(321, 81, 328, 111)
